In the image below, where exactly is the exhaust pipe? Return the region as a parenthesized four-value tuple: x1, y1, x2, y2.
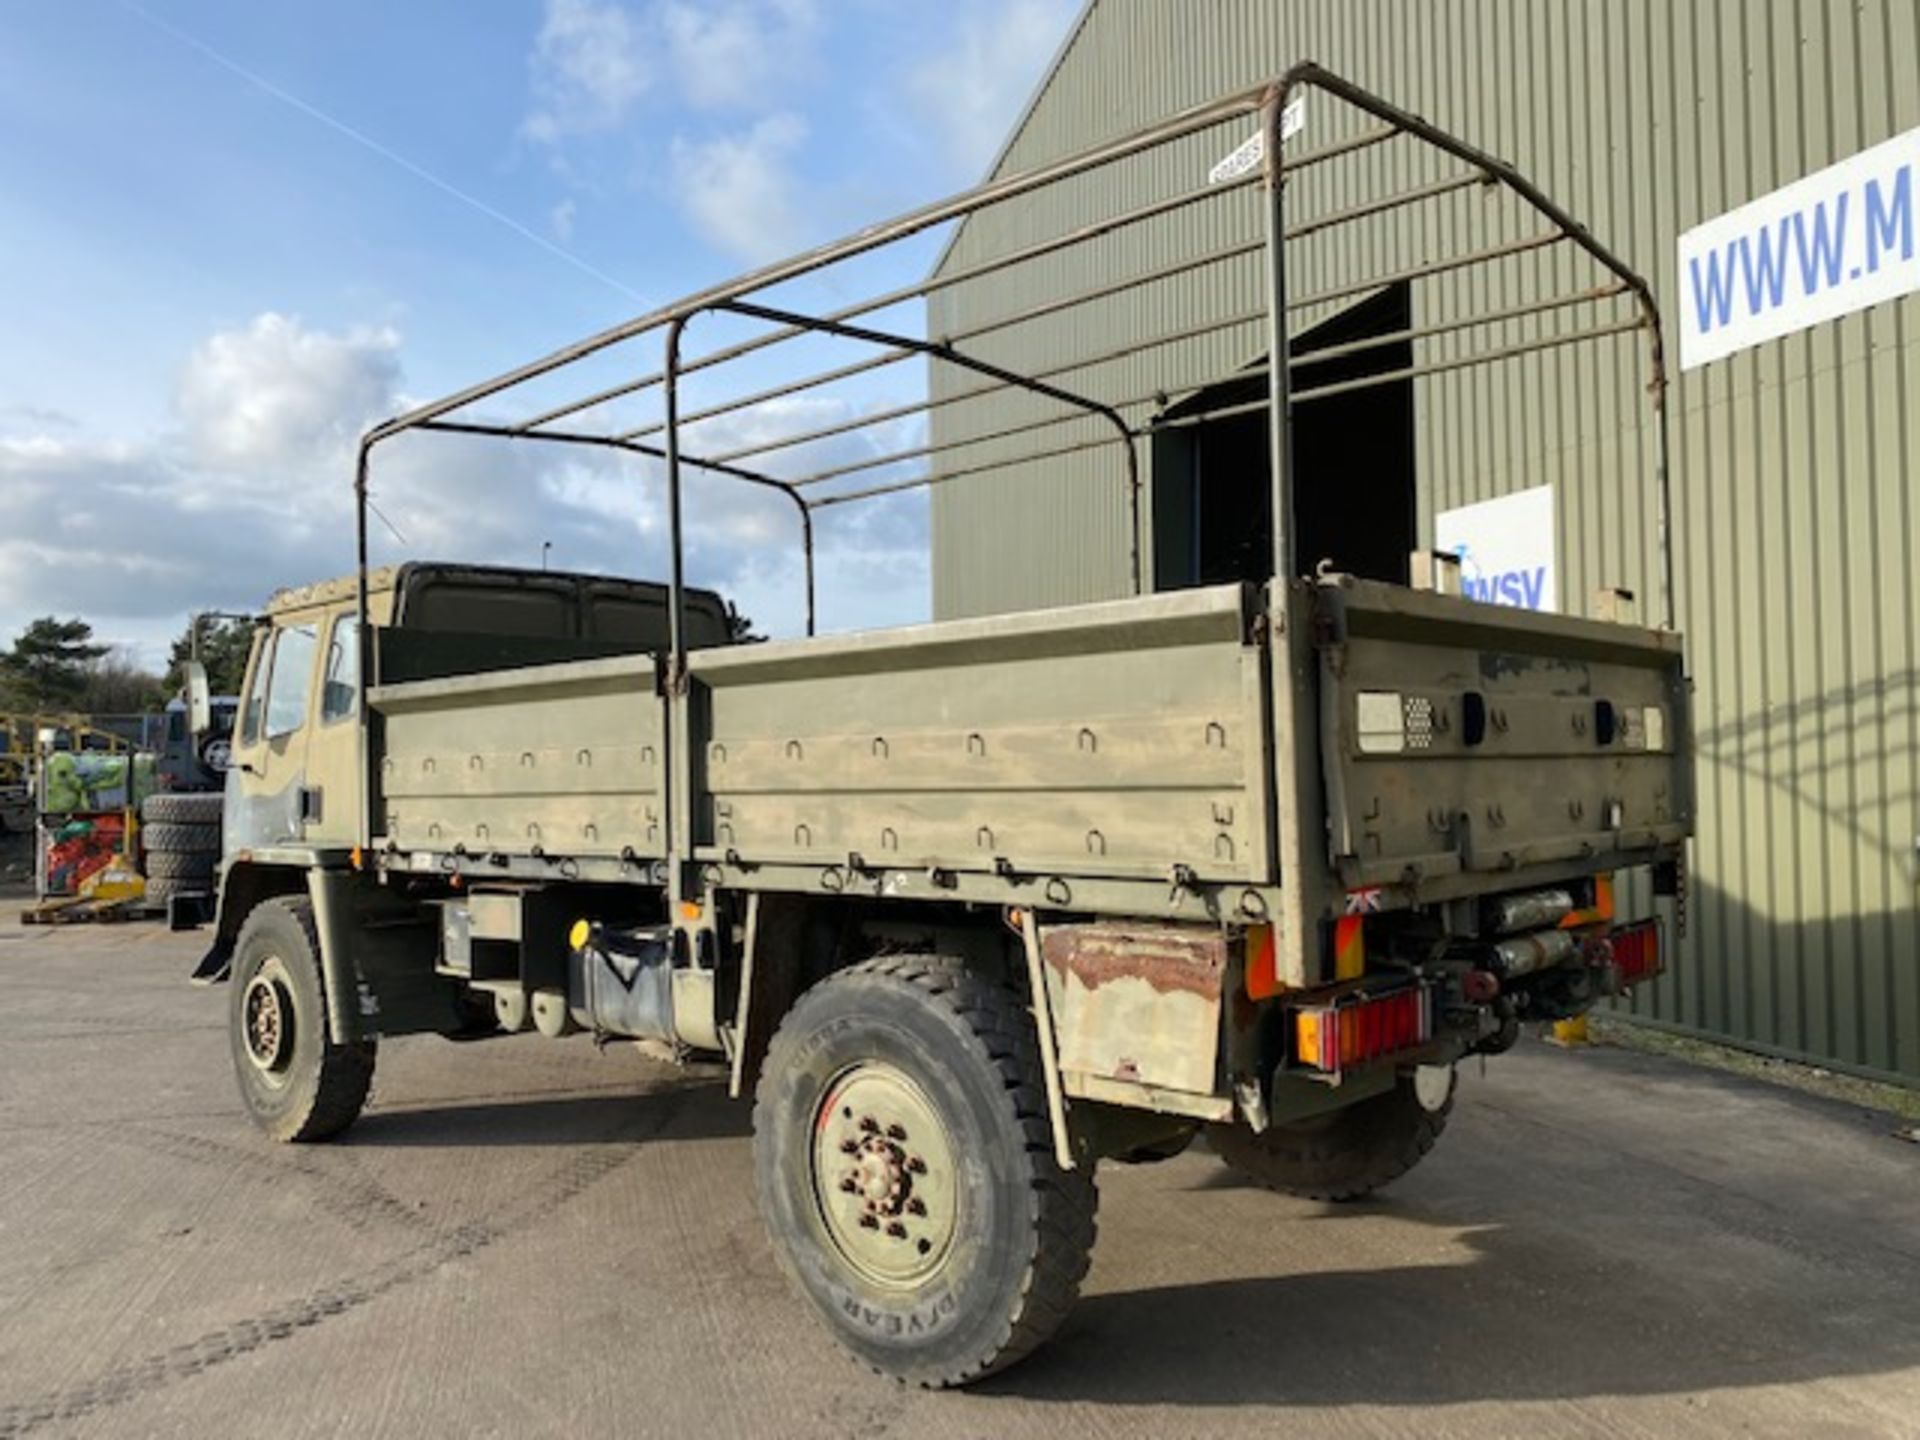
(1486, 927, 1577, 979)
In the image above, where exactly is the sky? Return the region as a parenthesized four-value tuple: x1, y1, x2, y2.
(0, 0, 1082, 668)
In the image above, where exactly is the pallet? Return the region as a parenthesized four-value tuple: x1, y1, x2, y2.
(20, 895, 144, 926)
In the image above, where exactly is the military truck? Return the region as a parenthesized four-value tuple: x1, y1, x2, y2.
(188, 67, 1692, 1385)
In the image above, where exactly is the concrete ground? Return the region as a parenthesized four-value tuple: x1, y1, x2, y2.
(3, 912, 1918, 1440)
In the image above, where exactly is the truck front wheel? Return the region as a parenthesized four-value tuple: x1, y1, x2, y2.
(753, 955, 1097, 1387)
(1210, 1069, 1453, 1202)
(228, 897, 376, 1142)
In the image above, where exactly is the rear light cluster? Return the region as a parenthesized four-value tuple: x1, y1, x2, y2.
(1293, 984, 1431, 1075)
(1608, 919, 1663, 988)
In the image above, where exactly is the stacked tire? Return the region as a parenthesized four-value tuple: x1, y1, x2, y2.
(141, 792, 223, 905)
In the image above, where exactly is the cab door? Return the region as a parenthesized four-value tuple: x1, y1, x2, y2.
(299, 606, 362, 847)
(226, 612, 323, 850)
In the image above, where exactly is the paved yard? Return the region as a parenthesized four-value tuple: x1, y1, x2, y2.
(2, 910, 1918, 1439)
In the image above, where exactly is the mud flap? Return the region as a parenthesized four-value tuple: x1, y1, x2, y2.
(307, 869, 364, 1044)
(308, 867, 464, 1044)
(189, 936, 233, 986)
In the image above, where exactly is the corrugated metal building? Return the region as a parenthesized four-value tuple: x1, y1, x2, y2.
(926, 0, 1920, 1083)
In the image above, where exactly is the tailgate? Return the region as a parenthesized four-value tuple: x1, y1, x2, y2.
(1314, 577, 1690, 890)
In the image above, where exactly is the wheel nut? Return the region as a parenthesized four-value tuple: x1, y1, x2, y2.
(886, 1123, 907, 1141)
(859, 1115, 879, 1133)
(906, 1156, 927, 1174)
(885, 1222, 907, 1239)
(858, 1214, 879, 1230)
(839, 1177, 857, 1193)
(906, 1197, 926, 1217)
(839, 1139, 859, 1154)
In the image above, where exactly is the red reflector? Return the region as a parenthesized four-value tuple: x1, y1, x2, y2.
(1610, 920, 1663, 987)
(1293, 985, 1431, 1075)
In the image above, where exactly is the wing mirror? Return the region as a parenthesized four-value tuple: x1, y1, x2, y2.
(185, 661, 212, 737)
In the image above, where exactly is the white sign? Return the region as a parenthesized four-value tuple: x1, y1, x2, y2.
(1207, 96, 1306, 185)
(1678, 124, 1917, 369)
(1434, 485, 1556, 611)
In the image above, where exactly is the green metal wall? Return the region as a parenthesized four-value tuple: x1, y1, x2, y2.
(928, 0, 1920, 1082)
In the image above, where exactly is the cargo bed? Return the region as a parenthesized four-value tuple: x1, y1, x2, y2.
(369, 575, 1687, 951)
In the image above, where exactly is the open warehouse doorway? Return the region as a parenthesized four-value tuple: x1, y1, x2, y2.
(1150, 282, 1415, 590)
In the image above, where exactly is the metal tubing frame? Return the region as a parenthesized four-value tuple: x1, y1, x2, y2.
(512, 123, 1399, 437)
(361, 79, 1277, 451)
(621, 170, 1482, 453)
(1267, 63, 1672, 628)
(405, 418, 817, 638)
(615, 232, 1269, 447)
(697, 248, 1271, 464)
(703, 231, 1574, 479)
(709, 298, 1143, 595)
(799, 284, 1637, 499)
(346, 63, 1676, 875)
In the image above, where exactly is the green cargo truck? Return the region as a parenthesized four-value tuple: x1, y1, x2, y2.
(186, 67, 1693, 1385)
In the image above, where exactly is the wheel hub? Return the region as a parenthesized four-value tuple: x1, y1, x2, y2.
(811, 1063, 957, 1288)
(241, 961, 295, 1078)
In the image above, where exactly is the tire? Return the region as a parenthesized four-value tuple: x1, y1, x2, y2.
(144, 792, 224, 825)
(1210, 1070, 1453, 1202)
(228, 897, 376, 1143)
(146, 848, 216, 881)
(753, 954, 1097, 1387)
(143, 820, 221, 855)
(144, 874, 210, 904)
(199, 735, 233, 776)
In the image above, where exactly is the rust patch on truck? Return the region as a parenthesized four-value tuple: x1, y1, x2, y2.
(1040, 924, 1229, 1103)
(1040, 924, 1228, 1001)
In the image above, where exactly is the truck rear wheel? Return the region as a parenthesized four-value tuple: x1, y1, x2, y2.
(228, 897, 376, 1142)
(1211, 1069, 1453, 1202)
(753, 954, 1097, 1387)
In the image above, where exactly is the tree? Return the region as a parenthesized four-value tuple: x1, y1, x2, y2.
(165, 615, 255, 696)
(0, 616, 107, 709)
(79, 650, 166, 715)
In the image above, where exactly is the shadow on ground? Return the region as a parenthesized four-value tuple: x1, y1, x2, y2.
(987, 1159, 1920, 1410)
(349, 1077, 749, 1149)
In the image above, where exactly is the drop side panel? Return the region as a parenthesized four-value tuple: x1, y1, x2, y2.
(689, 585, 1271, 884)
(369, 654, 666, 860)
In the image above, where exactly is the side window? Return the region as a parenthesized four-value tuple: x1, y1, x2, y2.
(321, 617, 360, 724)
(239, 629, 273, 745)
(264, 624, 318, 741)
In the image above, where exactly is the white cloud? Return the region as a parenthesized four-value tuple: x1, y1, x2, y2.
(175, 313, 398, 472)
(905, 0, 1079, 179)
(657, 0, 818, 111)
(0, 313, 927, 665)
(549, 196, 578, 242)
(669, 111, 811, 264)
(522, 0, 651, 144)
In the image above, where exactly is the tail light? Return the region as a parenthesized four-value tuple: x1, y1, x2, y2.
(1294, 984, 1431, 1075)
(1608, 919, 1663, 988)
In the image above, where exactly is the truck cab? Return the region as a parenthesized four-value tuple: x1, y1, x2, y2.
(222, 562, 737, 856)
